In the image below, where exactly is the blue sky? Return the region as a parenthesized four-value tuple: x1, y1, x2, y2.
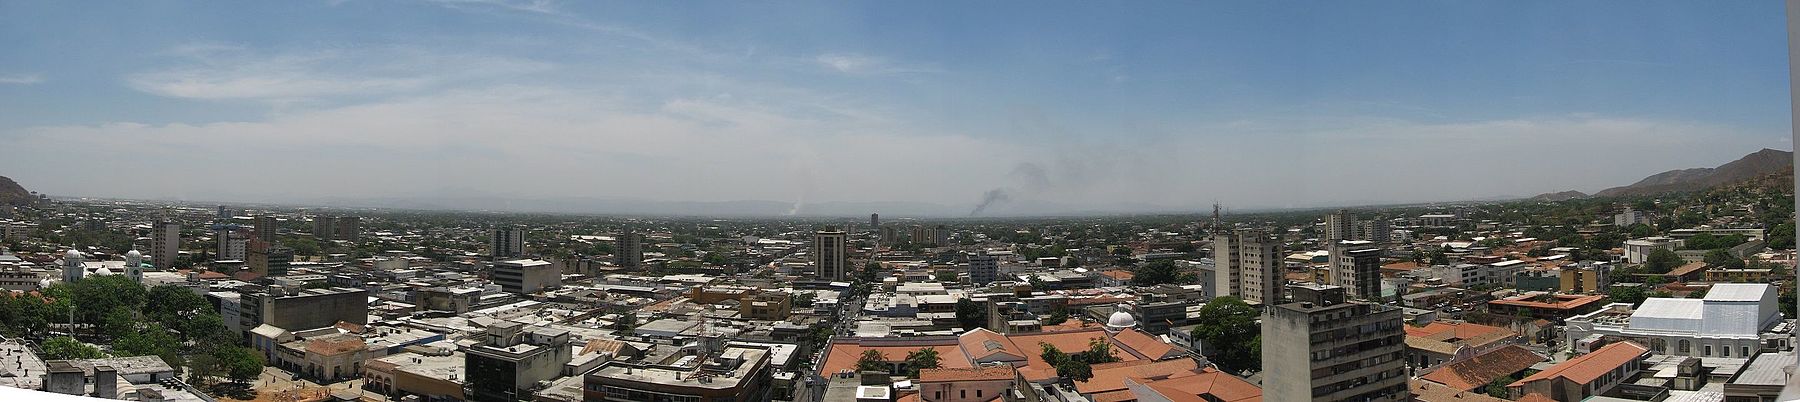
(0, 0, 1790, 213)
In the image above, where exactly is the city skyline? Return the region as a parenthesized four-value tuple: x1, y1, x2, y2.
(0, 1, 1791, 215)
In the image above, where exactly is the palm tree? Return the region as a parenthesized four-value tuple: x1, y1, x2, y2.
(903, 347, 941, 377)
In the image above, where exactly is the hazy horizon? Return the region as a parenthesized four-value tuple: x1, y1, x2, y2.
(1, 1, 1792, 215)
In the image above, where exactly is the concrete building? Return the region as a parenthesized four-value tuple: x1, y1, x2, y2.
(364, 350, 467, 401)
(1262, 285, 1409, 402)
(1211, 232, 1242, 299)
(1213, 229, 1284, 305)
(967, 251, 997, 285)
(584, 341, 771, 402)
(217, 228, 248, 261)
(247, 239, 293, 278)
(493, 259, 559, 295)
(465, 321, 572, 402)
(1506, 341, 1648, 401)
(813, 230, 848, 281)
(1559, 262, 1611, 294)
(313, 216, 360, 241)
(615, 229, 643, 269)
(492, 228, 525, 258)
(1613, 207, 1650, 227)
(1564, 283, 1783, 358)
(254, 215, 278, 245)
(1622, 237, 1676, 264)
(1328, 241, 1384, 301)
(241, 286, 369, 332)
(150, 220, 179, 269)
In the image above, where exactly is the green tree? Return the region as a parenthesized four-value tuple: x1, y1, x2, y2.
(1644, 248, 1684, 274)
(41, 336, 105, 360)
(1044, 308, 1070, 326)
(1190, 296, 1261, 373)
(114, 323, 182, 369)
(955, 299, 988, 331)
(934, 270, 958, 283)
(903, 348, 941, 377)
(856, 350, 890, 373)
(214, 346, 265, 384)
(1131, 260, 1195, 286)
(1703, 249, 1746, 270)
(1608, 286, 1648, 306)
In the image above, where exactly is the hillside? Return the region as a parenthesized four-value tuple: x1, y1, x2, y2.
(1593, 148, 1793, 197)
(0, 175, 32, 206)
(1529, 190, 1588, 201)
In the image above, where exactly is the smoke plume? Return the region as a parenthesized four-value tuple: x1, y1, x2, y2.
(969, 188, 1012, 216)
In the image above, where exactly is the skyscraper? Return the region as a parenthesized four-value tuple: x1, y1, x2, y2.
(492, 228, 525, 258)
(1329, 240, 1384, 301)
(150, 220, 179, 269)
(869, 213, 880, 230)
(1325, 209, 1356, 243)
(1263, 285, 1409, 402)
(254, 215, 278, 245)
(968, 251, 997, 285)
(812, 230, 847, 281)
(1237, 230, 1285, 305)
(1214, 229, 1285, 305)
(614, 228, 642, 268)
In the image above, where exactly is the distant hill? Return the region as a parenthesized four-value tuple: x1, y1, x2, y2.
(0, 176, 32, 206)
(1592, 148, 1793, 198)
(1529, 190, 1588, 201)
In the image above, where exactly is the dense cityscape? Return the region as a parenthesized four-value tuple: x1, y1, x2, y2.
(0, 146, 1791, 402)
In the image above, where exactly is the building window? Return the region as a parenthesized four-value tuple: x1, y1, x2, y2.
(1677, 340, 1690, 354)
(1704, 345, 1712, 356)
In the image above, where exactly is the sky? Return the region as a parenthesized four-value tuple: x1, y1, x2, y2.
(0, 1, 1791, 215)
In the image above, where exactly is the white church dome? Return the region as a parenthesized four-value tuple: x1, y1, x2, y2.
(94, 267, 113, 276)
(65, 249, 83, 260)
(125, 250, 142, 258)
(1106, 309, 1137, 330)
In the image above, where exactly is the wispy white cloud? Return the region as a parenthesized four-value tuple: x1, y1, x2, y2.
(126, 45, 553, 101)
(815, 53, 941, 75)
(418, 0, 562, 15)
(0, 73, 44, 85)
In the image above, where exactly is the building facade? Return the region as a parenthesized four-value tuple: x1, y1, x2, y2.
(493, 259, 559, 295)
(1262, 285, 1409, 402)
(812, 230, 848, 281)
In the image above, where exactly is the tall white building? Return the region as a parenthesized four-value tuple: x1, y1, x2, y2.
(813, 230, 848, 281)
(61, 249, 85, 283)
(150, 221, 179, 269)
(1214, 230, 1284, 305)
(217, 228, 248, 261)
(491, 228, 525, 258)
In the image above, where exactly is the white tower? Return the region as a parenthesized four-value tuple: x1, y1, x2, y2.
(61, 249, 85, 283)
(125, 249, 144, 284)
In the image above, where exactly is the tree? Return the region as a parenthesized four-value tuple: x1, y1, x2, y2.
(1131, 260, 1194, 286)
(1430, 247, 1450, 265)
(1190, 296, 1260, 373)
(856, 350, 890, 373)
(1703, 249, 1746, 271)
(1044, 308, 1070, 326)
(41, 336, 105, 360)
(934, 270, 958, 283)
(1077, 337, 1120, 364)
(1769, 223, 1795, 250)
(1627, 223, 1656, 238)
(955, 299, 988, 331)
(1608, 286, 1648, 306)
(214, 346, 264, 384)
(792, 292, 817, 308)
(614, 313, 638, 330)
(1644, 248, 1684, 274)
(903, 348, 941, 377)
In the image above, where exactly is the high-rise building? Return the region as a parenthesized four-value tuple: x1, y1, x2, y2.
(254, 215, 278, 245)
(812, 230, 848, 281)
(217, 228, 248, 261)
(870, 213, 880, 230)
(614, 229, 642, 268)
(491, 228, 525, 258)
(909, 225, 926, 244)
(1238, 230, 1285, 305)
(1214, 230, 1285, 305)
(1263, 285, 1409, 402)
(150, 221, 180, 269)
(1211, 233, 1243, 299)
(313, 216, 360, 241)
(1329, 240, 1385, 301)
(493, 259, 559, 295)
(968, 251, 997, 285)
(1325, 210, 1356, 243)
(247, 239, 293, 277)
(333, 216, 360, 242)
(933, 225, 951, 246)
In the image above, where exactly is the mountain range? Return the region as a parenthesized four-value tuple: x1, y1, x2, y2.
(1534, 148, 1793, 200)
(0, 176, 33, 206)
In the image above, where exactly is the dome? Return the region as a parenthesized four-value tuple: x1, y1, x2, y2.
(94, 267, 113, 276)
(125, 250, 142, 258)
(37, 278, 51, 288)
(65, 249, 83, 260)
(1106, 310, 1137, 329)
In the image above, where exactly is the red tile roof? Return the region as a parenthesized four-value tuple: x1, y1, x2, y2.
(1510, 341, 1648, 388)
(918, 365, 1016, 383)
(1074, 358, 1199, 395)
(1135, 368, 1262, 402)
(1420, 345, 1547, 391)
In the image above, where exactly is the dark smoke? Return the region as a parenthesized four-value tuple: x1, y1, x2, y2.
(970, 188, 1012, 216)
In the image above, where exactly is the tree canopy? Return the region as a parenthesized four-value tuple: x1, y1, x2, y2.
(1190, 296, 1261, 373)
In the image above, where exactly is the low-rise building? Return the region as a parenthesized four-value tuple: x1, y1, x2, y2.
(1506, 341, 1649, 401)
